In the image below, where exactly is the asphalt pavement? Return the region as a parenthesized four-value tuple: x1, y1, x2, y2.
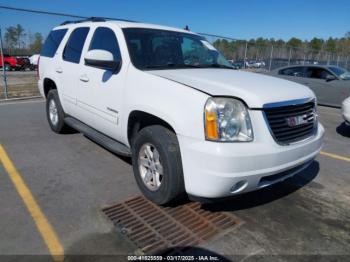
(0, 99, 349, 261)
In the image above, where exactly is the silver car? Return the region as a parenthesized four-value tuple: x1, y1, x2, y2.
(270, 65, 350, 107)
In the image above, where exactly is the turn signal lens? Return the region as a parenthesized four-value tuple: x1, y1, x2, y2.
(205, 110, 219, 139)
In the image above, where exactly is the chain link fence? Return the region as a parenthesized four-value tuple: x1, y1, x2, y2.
(0, 27, 39, 100)
(0, 71, 39, 100)
(200, 33, 350, 72)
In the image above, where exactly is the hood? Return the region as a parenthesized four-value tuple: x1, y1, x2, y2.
(147, 69, 315, 108)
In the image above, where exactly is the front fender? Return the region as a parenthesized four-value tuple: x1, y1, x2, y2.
(121, 67, 210, 145)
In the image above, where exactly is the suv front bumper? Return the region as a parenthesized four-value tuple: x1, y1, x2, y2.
(178, 112, 324, 198)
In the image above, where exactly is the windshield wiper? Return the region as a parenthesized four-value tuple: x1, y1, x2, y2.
(145, 63, 177, 69)
(182, 64, 202, 68)
(144, 63, 233, 70)
(207, 63, 234, 69)
(145, 63, 204, 69)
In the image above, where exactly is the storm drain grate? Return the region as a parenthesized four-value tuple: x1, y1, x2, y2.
(102, 195, 242, 255)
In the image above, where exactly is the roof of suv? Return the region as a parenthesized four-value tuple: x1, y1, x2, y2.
(54, 20, 197, 35)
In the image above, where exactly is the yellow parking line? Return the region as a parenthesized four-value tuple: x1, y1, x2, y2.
(0, 144, 64, 262)
(320, 151, 350, 163)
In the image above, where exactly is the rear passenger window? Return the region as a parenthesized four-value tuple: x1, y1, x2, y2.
(63, 27, 89, 64)
(279, 67, 304, 77)
(41, 29, 68, 58)
(89, 27, 121, 61)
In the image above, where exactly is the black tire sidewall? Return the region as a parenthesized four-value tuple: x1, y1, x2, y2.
(132, 126, 185, 205)
(46, 90, 66, 133)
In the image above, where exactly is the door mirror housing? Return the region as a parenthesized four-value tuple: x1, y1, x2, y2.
(84, 49, 121, 70)
(326, 74, 337, 82)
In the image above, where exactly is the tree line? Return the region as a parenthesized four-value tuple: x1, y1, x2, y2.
(2, 23, 350, 61)
(211, 32, 350, 61)
(2, 24, 43, 56)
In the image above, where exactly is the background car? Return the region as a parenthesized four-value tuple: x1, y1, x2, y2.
(230, 60, 245, 69)
(0, 55, 30, 71)
(16, 56, 31, 71)
(29, 54, 40, 70)
(269, 65, 350, 107)
(248, 60, 266, 68)
(342, 96, 350, 125)
(0, 55, 17, 71)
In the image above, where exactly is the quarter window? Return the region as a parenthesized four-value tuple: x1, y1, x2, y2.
(41, 29, 68, 58)
(63, 27, 89, 64)
(89, 27, 121, 61)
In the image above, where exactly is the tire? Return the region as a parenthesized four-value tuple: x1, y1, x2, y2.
(131, 125, 185, 205)
(4, 64, 11, 71)
(46, 89, 69, 133)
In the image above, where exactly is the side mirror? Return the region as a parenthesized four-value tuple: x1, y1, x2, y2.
(326, 74, 336, 82)
(84, 49, 120, 70)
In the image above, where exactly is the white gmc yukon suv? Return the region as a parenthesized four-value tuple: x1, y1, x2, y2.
(38, 18, 324, 205)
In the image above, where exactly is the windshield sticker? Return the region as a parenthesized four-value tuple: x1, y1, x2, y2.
(201, 40, 217, 51)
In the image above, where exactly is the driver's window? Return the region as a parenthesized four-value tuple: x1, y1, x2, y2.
(151, 36, 182, 66)
(89, 27, 121, 62)
(306, 67, 332, 80)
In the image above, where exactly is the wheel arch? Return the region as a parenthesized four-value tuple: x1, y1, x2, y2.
(43, 78, 57, 98)
(127, 110, 177, 146)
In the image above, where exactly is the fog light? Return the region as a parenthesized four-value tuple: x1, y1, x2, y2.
(230, 180, 248, 194)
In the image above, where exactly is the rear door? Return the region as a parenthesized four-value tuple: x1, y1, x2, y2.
(77, 25, 126, 140)
(59, 27, 90, 117)
(39, 28, 68, 99)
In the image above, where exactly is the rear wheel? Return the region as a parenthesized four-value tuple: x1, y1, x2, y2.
(131, 125, 185, 205)
(46, 90, 69, 133)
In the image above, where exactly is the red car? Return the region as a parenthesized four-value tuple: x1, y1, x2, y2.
(0, 55, 30, 71)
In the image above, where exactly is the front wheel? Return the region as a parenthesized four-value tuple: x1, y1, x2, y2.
(131, 125, 185, 205)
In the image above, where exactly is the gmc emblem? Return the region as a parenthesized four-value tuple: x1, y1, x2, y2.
(286, 114, 308, 127)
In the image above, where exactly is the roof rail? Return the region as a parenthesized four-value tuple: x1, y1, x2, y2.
(60, 17, 105, 25)
(60, 16, 137, 25)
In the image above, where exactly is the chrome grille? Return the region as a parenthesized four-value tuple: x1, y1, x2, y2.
(264, 101, 316, 144)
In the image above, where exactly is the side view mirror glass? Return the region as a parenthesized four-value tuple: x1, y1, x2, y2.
(84, 49, 121, 70)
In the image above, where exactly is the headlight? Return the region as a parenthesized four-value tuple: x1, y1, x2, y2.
(204, 97, 253, 142)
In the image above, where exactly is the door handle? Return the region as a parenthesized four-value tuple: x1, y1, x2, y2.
(55, 67, 63, 73)
(79, 74, 89, 82)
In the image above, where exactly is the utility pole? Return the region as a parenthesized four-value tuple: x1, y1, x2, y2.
(268, 45, 274, 71)
(0, 28, 8, 99)
(288, 48, 292, 66)
(243, 41, 248, 69)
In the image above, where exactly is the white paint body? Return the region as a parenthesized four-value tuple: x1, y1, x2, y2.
(29, 54, 40, 65)
(38, 21, 324, 198)
(342, 96, 350, 125)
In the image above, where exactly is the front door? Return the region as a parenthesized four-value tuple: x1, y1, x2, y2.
(77, 26, 126, 141)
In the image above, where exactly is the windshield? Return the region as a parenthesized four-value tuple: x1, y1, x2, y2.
(123, 28, 233, 70)
(329, 66, 350, 80)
